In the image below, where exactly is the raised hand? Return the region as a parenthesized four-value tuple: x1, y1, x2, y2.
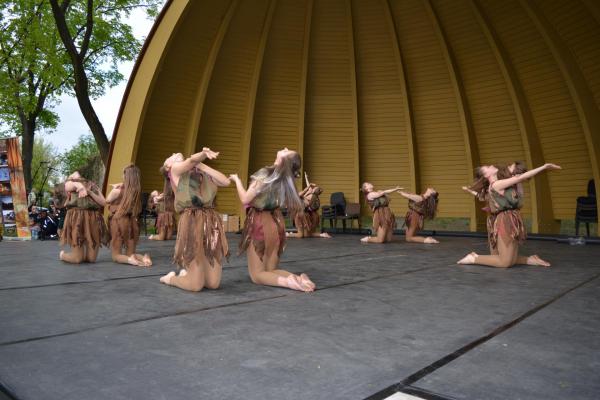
(229, 174, 240, 183)
(544, 163, 561, 171)
(201, 147, 219, 160)
(77, 187, 88, 198)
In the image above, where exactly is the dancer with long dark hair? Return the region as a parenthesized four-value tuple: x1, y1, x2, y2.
(360, 183, 401, 243)
(462, 161, 550, 266)
(458, 163, 560, 267)
(149, 168, 175, 241)
(159, 148, 230, 292)
(231, 148, 315, 292)
(398, 188, 439, 244)
(59, 171, 109, 263)
(288, 173, 331, 238)
(106, 164, 152, 267)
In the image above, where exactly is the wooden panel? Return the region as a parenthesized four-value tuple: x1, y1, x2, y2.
(134, 0, 233, 193)
(249, 0, 311, 181)
(388, 0, 470, 218)
(195, 0, 272, 214)
(480, 0, 591, 220)
(304, 0, 360, 205)
(431, 0, 532, 219)
(352, 0, 411, 216)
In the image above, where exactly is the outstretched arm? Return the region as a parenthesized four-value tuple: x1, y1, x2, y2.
(105, 184, 123, 204)
(230, 174, 260, 204)
(171, 148, 218, 176)
(366, 186, 403, 200)
(197, 163, 230, 187)
(492, 163, 561, 192)
(398, 191, 423, 202)
(462, 186, 478, 197)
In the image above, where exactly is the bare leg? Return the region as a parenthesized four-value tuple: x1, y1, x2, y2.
(405, 223, 438, 243)
(516, 255, 551, 267)
(247, 244, 313, 291)
(84, 244, 99, 263)
(60, 247, 85, 264)
(161, 261, 205, 292)
(361, 227, 388, 243)
(458, 236, 518, 268)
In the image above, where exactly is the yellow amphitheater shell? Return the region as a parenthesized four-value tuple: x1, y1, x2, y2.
(106, 0, 600, 235)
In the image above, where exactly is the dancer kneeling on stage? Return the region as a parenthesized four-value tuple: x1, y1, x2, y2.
(288, 173, 331, 238)
(360, 183, 401, 243)
(458, 163, 560, 268)
(106, 164, 152, 267)
(461, 161, 550, 267)
(398, 188, 439, 244)
(59, 172, 109, 263)
(231, 148, 315, 292)
(159, 148, 230, 291)
(149, 169, 175, 241)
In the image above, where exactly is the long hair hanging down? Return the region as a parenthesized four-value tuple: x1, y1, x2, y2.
(160, 166, 175, 213)
(252, 151, 303, 214)
(469, 168, 490, 201)
(115, 164, 142, 218)
(422, 192, 439, 219)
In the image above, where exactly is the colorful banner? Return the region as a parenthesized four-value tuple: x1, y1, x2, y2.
(6, 138, 30, 239)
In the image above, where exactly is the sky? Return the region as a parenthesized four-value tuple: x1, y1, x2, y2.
(46, 8, 158, 152)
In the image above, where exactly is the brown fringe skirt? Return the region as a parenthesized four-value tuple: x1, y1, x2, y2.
(174, 208, 229, 269)
(239, 208, 286, 261)
(294, 209, 320, 234)
(109, 214, 140, 249)
(156, 211, 175, 231)
(488, 209, 527, 250)
(61, 208, 109, 249)
(373, 206, 396, 232)
(403, 209, 424, 231)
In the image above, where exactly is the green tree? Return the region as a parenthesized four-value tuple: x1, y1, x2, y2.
(31, 136, 61, 193)
(61, 133, 104, 183)
(49, 0, 163, 164)
(0, 0, 71, 190)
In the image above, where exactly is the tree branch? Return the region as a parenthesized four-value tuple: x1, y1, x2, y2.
(80, 0, 94, 58)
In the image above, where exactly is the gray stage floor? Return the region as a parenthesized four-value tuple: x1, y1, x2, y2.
(0, 234, 598, 400)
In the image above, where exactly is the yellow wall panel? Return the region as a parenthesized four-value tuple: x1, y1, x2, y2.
(389, 0, 470, 218)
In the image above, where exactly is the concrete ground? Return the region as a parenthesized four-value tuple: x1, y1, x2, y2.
(0, 234, 598, 400)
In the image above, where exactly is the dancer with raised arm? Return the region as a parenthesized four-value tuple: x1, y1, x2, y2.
(458, 163, 561, 268)
(231, 148, 315, 292)
(461, 161, 550, 266)
(398, 188, 439, 244)
(288, 172, 331, 238)
(360, 183, 401, 243)
(159, 148, 230, 292)
(149, 169, 175, 241)
(106, 164, 152, 267)
(59, 172, 109, 264)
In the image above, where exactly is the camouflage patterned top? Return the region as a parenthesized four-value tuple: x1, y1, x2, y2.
(174, 169, 217, 214)
(65, 190, 102, 210)
(367, 194, 390, 211)
(408, 198, 425, 215)
(303, 187, 322, 211)
(488, 186, 521, 214)
(250, 187, 280, 211)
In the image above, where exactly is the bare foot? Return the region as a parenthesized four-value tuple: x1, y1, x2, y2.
(128, 255, 143, 267)
(527, 255, 551, 267)
(160, 271, 176, 284)
(285, 274, 304, 291)
(424, 237, 439, 244)
(360, 236, 370, 243)
(319, 232, 332, 238)
(149, 234, 156, 240)
(178, 269, 188, 277)
(59, 250, 65, 261)
(457, 252, 478, 265)
(300, 273, 316, 291)
(142, 254, 152, 267)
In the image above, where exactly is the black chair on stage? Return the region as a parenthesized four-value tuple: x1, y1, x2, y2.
(321, 192, 361, 233)
(575, 179, 597, 237)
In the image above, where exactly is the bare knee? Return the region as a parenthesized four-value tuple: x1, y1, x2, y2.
(498, 260, 514, 268)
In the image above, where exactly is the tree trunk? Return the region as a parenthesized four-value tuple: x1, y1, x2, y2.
(21, 119, 35, 191)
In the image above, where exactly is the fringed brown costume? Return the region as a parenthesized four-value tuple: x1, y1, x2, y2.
(295, 186, 322, 233)
(108, 197, 140, 250)
(239, 187, 286, 261)
(367, 194, 396, 232)
(403, 199, 426, 231)
(173, 169, 228, 269)
(487, 186, 526, 250)
(155, 197, 175, 234)
(61, 187, 109, 249)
